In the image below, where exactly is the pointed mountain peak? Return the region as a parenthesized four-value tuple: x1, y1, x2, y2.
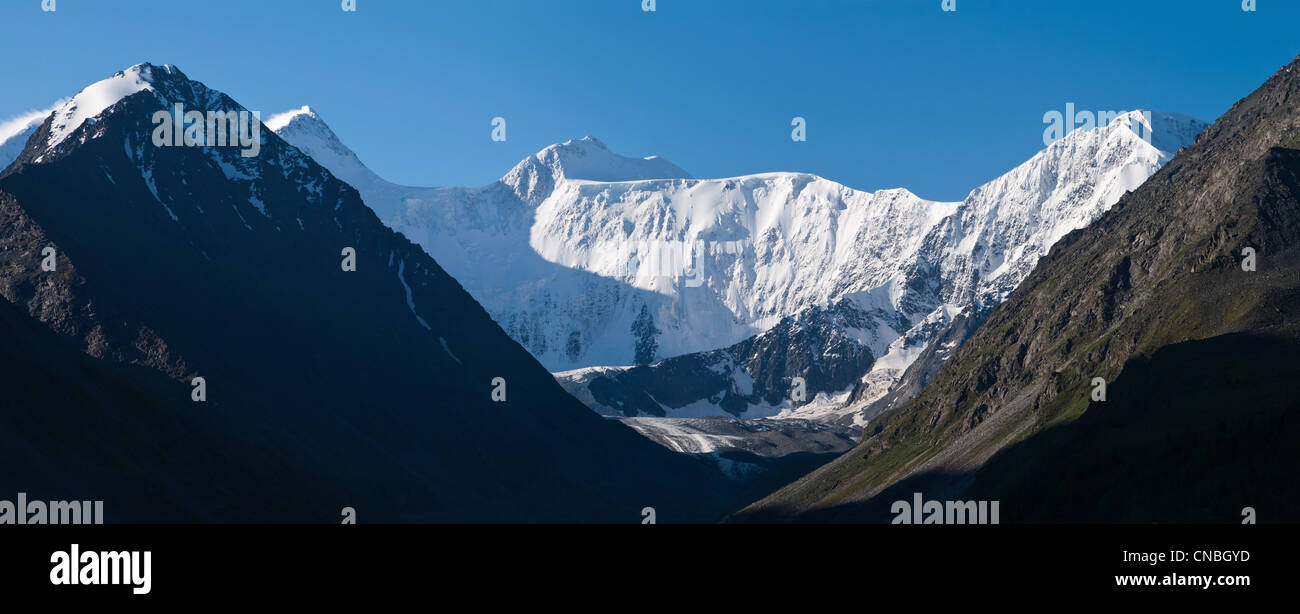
(32, 62, 238, 162)
(1049, 109, 1206, 157)
(43, 64, 162, 151)
(265, 105, 322, 132)
(1106, 110, 1207, 154)
(266, 104, 376, 191)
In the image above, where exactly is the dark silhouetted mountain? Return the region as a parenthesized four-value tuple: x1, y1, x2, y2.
(0, 64, 739, 522)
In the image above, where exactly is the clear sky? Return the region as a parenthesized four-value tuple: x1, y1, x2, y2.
(2, 0, 1297, 201)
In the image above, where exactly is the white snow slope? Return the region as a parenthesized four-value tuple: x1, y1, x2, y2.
(272, 109, 1203, 387)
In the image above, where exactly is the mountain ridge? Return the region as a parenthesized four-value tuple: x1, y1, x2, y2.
(552, 110, 1207, 428)
(734, 55, 1300, 522)
(272, 108, 1203, 390)
(0, 62, 744, 522)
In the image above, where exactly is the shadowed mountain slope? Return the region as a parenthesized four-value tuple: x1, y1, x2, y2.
(737, 56, 1300, 523)
(0, 64, 740, 522)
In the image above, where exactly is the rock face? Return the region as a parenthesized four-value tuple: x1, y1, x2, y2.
(559, 299, 880, 419)
(557, 112, 1205, 424)
(735, 56, 1300, 523)
(0, 64, 744, 523)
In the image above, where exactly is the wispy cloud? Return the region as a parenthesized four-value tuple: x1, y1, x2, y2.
(264, 105, 316, 132)
(0, 100, 67, 144)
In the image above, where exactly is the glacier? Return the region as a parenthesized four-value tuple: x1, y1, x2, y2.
(270, 108, 1204, 429)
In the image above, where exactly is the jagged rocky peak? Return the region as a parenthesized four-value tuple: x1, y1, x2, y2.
(26, 62, 253, 167)
(0, 62, 746, 523)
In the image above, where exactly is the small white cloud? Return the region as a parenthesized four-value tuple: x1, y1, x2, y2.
(0, 100, 66, 145)
(265, 105, 317, 132)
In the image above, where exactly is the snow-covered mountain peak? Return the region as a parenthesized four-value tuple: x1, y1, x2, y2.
(1051, 109, 1204, 161)
(265, 105, 377, 192)
(871, 186, 924, 201)
(32, 63, 243, 165)
(502, 136, 692, 204)
(1117, 110, 1205, 156)
(944, 110, 1207, 310)
(551, 109, 1208, 422)
(265, 105, 320, 131)
(540, 136, 690, 179)
(269, 92, 1205, 381)
(42, 64, 166, 152)
(14, 65, 348, 245)
(267, 112, 692, 216)
(559, 135, 608, 150)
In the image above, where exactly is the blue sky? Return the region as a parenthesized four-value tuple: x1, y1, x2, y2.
(2, 0, 1297, 200)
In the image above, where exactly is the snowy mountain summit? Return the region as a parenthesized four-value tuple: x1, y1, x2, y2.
(504, 136, 692, 197)
(268, 104, 689, 223)
(559, 110, 1209, 427)
(274, 108, 1204, 387)
(19, 76, 1198, 453)
(0, 62, 747, 521)
(267, 105, 1206, 439)
(2, 65, 184, 169)
(41, 64, 160, 155)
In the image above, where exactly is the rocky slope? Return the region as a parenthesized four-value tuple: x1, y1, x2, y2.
(0, 63, 744, 522)
(735, 56, 1300, 523)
